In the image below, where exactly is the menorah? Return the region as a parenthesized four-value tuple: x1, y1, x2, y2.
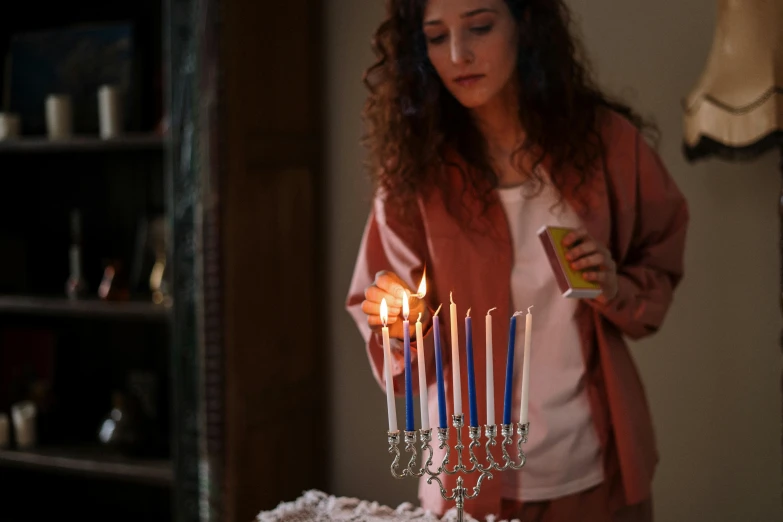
(378, 280, 534, 521)
(387, 414, 530, 522)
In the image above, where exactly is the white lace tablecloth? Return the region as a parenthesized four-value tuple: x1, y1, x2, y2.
(256, 490, 518, 522)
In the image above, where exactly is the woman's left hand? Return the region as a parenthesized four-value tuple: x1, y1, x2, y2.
(562, 228, 618, 302)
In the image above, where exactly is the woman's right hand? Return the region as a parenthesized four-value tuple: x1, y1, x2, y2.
(362, 271, 427, 340)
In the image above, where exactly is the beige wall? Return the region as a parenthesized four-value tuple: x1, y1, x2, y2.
(324, 1, 782, 521)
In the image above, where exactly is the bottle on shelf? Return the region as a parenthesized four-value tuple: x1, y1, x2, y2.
(97, 390, 151, 457)
(65, 209, 88, 300)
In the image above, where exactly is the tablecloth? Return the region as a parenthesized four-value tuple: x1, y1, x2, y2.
(256, 490, 518, 522)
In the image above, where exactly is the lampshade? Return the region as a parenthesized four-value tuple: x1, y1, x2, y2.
(682, 0, 783, 162)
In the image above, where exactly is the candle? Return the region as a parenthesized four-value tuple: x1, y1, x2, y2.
(432, 305, 448, 429)
(416, 313, 429, 431)
(449, 292, 462, 416)
(502, 311, 522, 425)
(465, 309, 478, 427)
(485, 308, 497, 426)
(380, 298, 398, 432)
(519, 305, 534, 426)
(402, 291, 414, 432)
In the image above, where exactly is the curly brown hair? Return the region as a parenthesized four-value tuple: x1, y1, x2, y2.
(362, 0, 657, 222)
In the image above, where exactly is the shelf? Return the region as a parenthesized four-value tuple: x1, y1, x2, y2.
(0, 446, 173, 486)
(0, 296, 170, 322)
(0, 134, 165, 154)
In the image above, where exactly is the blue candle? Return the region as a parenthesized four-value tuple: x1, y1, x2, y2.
(502, 312, 520, 425)
(432, 305, 448, 429)
(465, 309, 479, 427)
(403, 292, 415, 432)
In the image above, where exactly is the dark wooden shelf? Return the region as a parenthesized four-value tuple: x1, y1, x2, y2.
(0, 133, 165, 153)
(0, 295, 171, 321)
(0, 446, 173, 486)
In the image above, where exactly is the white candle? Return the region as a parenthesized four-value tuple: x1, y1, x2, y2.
(486, 308, 496, 426)
(98, 84, 122, 139)
(380, 298, 398, 432)
(450, 292, 462, 416)
(416, 313, 430, 430)
(519, 305, 534, 425)
(45, 94, 72, 140)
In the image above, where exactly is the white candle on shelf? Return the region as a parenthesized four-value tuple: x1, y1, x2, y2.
(380, 298, 398, 432)
(519, 305, 534, 426)
(416, 313, 429, 431)
(98, 85, 122, 139)
(485, 307, 496, 426)
(45, 94, 72, 140)
(450, 292, 462, 416)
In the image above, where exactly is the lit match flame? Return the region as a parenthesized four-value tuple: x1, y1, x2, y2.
(416, 270, 427, 298)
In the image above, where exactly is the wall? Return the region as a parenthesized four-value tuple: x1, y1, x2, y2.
(324, 1, 782, 520)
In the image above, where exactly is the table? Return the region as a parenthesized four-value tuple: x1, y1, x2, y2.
(256, 490, 513, 522)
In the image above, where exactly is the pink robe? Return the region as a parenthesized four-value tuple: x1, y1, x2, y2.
(346, 111, 689, 520)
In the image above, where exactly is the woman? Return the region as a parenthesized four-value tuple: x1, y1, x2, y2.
(346, 0, 688, 520)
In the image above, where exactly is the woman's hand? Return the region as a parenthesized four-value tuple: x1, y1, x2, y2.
(562, 228, 618, 302)
(362, 270, 430, 340)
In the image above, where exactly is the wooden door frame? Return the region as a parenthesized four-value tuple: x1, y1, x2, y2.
(166, 0, 326, 520)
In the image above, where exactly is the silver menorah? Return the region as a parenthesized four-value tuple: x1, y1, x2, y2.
(387, 414, 530, 522)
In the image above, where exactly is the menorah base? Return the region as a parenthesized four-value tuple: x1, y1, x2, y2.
(388, 415, 530, 521)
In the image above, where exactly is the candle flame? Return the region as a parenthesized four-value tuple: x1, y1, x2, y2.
(402, 291, 409, 320)
(466, 308, 471, 317)
(487, 307, 497, 316)
(417, 312, 422, 323)
(450, 291, 454, 304)
(433, 303, 443, 317)
(527, 305, 534, 313)
(380, 298, 388, 327)
(416, 270, 427, 297)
